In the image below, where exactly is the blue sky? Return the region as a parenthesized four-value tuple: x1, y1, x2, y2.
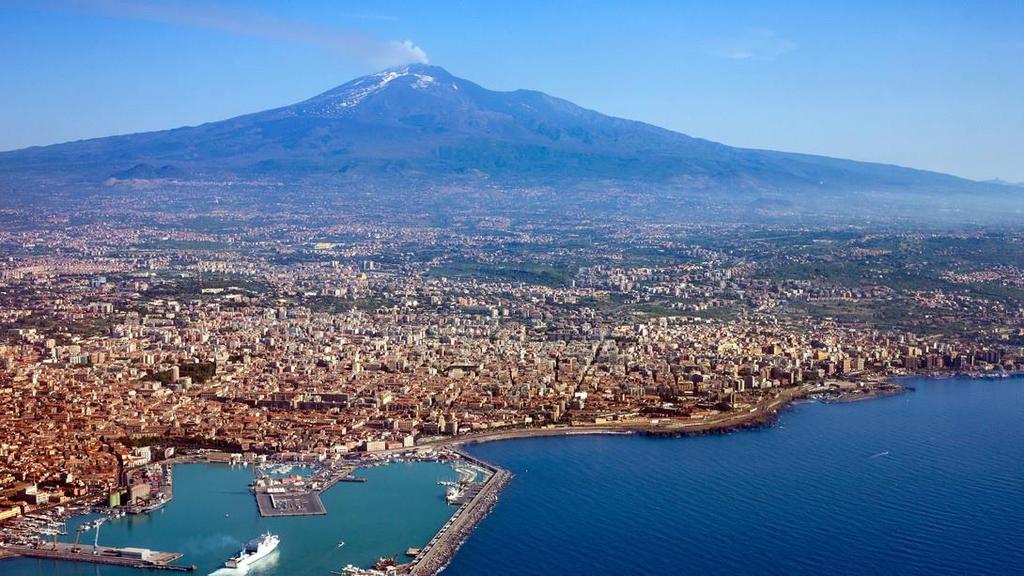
(1, 0, 1022, 181)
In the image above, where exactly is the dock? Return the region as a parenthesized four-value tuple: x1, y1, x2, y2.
(254, 490, 327, 517)
(406, 451, 512, 575)
(314, 465, 361, 492)
(2, 542, 195, 571)
(253, 465, 360, 517)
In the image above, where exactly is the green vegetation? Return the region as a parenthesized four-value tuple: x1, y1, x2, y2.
(9, 315, 111, 339)
(146, 274, 272, 298)
(151, 362, 217, 384)
(629, 303, 680, 317)
(429, 258, 576, 287)
(133, 239, 237, 251)
(305, 296, 399, 313)
(116, 435, 243, 453)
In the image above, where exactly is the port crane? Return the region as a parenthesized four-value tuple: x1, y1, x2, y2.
(39, 528, 59, 551)
(71, 524, 87, 553)
(92, 517, 107, 555)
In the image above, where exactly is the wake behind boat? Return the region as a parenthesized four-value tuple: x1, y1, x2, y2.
(223, 532, 279, 571)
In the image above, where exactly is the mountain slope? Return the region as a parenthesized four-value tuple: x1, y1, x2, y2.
(0, 64, 1013, 220)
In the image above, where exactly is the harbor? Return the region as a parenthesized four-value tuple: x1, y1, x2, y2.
(2, 457, 475, 575)
(327, 449, 512, 576)
(1, 449, 511, 575)
(245, 448, 515, 574)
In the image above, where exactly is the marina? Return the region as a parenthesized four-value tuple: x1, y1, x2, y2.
(326, 450, 514, 575)
(0, 439, 515, 575)
(406, 451, 511, 576)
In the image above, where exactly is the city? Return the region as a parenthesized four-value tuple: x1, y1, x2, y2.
(2, 214, 1022, 508)
(1, 2, 1023, 574)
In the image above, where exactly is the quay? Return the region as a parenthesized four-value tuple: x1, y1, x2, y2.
(315, 465, 361, 492)
(405, 450, 512, 576)
(1, 542, 195, 571)
(253, 464, 359, 517)
(255, 490, 326, 517)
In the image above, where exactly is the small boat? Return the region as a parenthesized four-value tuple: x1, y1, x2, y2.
(445, 485, 463, 504)
(337, 540, 345, 548)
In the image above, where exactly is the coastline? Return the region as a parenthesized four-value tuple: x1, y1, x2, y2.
(11, 371, 1021, 575)
(389, 378, 913, 574)
(904, 369, 1024, 381)
(4, 373, 979, 575)
(440, 379, 909, 449)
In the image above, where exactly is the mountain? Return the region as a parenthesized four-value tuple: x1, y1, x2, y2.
(986, 179, 1024, 188)
(0, 64, 1016, 221)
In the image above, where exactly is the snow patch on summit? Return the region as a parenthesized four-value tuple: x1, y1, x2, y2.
(319, 68, 439, 113)
(412, 74, 435, 89)
(334, 70, 404, 110)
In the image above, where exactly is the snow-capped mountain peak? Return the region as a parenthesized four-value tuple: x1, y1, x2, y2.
(298, 65, 455, 116)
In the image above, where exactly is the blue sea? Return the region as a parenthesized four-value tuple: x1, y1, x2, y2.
(4, 376, 1023, 575)
(446, 376, 1024, 575)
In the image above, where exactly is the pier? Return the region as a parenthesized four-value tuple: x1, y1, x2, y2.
(2, 542, 195, 571)
(406, 450, 512, 576)
(314, 465, 362, 492)
(253, 464, 359, 517)
(255, 490, 327, 517)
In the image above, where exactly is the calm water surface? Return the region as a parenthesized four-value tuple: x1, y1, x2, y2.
(446, 376, 1024, 575)
(3, 462, 458, 575)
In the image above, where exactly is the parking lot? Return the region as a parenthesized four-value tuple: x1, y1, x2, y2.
(255, 491, 326, 517)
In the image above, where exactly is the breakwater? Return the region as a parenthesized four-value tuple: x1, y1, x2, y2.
(406, 451, 512, 576)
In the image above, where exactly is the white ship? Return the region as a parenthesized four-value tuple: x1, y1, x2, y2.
(224, 532, 279, 570)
